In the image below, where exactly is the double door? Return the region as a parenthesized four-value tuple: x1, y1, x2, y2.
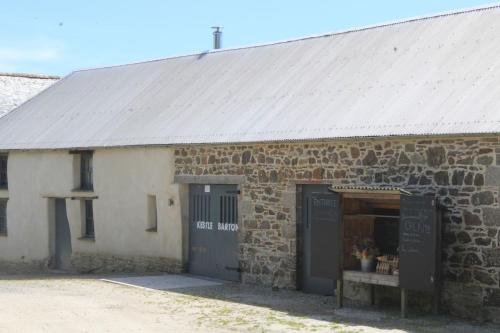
(189, 184, 240, 281)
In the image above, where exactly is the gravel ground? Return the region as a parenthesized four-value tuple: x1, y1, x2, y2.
(0, 273, 499, 333)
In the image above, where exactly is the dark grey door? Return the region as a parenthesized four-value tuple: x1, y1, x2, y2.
(189, 184, 239, 281)
(55, 199, 72, 270)
(400, 195, 440, 292)
(301, 185, 340, 295)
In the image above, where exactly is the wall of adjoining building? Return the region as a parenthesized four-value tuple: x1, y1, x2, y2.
(0, 147, 184, 273)
(174, 136, 500, 322)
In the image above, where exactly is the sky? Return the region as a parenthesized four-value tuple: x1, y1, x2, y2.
(1, 0, 497, 76)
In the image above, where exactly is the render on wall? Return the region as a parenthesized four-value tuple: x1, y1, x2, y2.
(0, 147, 184, 274)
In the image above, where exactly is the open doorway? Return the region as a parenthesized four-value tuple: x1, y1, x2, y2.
(334, 187, 441, 317)
(342, 193, 400, 275)
(53, 199, 72, 270)
(299, 185, 441, 317)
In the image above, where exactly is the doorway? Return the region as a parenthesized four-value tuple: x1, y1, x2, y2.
(54, 199, 72, 270)
(300, 185, 340, 295)
(189, 184, 240, 281)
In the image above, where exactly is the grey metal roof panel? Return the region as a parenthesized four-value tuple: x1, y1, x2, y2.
(1, 6, 500, 150)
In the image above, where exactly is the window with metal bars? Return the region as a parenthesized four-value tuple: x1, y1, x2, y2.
(84, 200, 94, 239)
(0, 154, 7, 189)
(0, 199, 7, 235)
(219, 194, 237, 224)
(80, 152, 93, 191)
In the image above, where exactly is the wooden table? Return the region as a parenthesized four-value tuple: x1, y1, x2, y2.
(337, 270, 408, 318)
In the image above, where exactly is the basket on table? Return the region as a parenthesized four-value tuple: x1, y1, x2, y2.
(375, 255, 399, 275)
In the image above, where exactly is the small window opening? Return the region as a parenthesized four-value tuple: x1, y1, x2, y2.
(146, 195, 158, 232)
(84, 200, 95, 239)
(0, 199, 7, 235)
(0, 154, 7, 189)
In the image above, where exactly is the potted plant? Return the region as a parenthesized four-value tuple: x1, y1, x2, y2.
(352, 238, 380, 272)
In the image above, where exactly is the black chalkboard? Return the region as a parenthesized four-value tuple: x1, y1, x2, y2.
(310, 192, 341, 280)
(399, 195, 439, 292)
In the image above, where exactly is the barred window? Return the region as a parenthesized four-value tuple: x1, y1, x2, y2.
(80, 152, 93, 191)
(84, 200, 94, 239)
(0, 199, 7, 235)
(0, 154, 7, 189)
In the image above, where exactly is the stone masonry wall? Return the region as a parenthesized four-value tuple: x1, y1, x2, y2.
(70, 252, 184, 274)
(175, 136, 500, 322)
(0, 254, 183, 275)
(0, 258, 50, 274)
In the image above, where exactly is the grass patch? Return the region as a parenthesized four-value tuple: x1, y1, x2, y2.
(266, 314, 307, 331)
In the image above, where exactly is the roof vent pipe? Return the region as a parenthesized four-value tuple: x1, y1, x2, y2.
(212, 26, 222, 49)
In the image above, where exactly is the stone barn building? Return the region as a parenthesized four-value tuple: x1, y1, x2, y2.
(1, 5, 500, 322)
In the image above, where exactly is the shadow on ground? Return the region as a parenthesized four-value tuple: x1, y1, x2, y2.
(164, 281, 496, 333)
(2, 272, 499, 333)
(100, 273, 500, 333)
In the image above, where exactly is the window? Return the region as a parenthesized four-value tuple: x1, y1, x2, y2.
(84, 200, 95, 239)
(80, 152, 93, 191)
(0, 154, 7, 189)
(146, 195, 158, 232)
(0, 199, 7, 235)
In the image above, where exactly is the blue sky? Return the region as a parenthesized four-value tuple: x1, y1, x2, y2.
(1, 1, 497, 76)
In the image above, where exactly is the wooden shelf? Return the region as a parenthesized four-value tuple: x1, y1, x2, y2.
(343, 270, 399, 287)
(343, 214, 399, 219)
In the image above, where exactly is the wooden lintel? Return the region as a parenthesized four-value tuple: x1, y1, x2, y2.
(369, 203, 401, 210)
(69, 149, 94, 154)
(342, 193, 401, 200)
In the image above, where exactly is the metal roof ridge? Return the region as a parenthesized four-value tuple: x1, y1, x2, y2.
(71, 3, 500, 74)
(0, 72, 60, 80)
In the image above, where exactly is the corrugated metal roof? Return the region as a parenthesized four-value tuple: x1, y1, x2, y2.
(1, 5, 500, 150)
(329, 185, 412, 196)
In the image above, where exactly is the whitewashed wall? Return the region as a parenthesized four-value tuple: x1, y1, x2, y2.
(0, 147, 183, 270)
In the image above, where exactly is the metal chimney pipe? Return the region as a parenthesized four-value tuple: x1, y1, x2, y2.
(212, 26, 222, 49)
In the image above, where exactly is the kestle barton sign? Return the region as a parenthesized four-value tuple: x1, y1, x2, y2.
(196, 221, 239, 232)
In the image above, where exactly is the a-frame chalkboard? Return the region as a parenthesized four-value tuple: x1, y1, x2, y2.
(399, 195, 440, 293)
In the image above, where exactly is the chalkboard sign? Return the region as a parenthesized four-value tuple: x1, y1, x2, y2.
(310, 192, 341, 280)
(399, 195, 439, 292)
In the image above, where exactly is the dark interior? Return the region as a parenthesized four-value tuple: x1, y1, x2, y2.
(342, 194, 400, 271)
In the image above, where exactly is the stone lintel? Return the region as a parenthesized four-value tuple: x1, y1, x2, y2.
(174, 175, 246, 184)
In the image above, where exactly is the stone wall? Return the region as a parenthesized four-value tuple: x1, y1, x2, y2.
(0, 258, 50, 274)
(0, 254, 184, 275)
(70, 252, 184, 274)
(174, 136, 500, 322)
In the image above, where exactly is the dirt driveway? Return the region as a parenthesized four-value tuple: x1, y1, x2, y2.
(0, 273, 499, 333)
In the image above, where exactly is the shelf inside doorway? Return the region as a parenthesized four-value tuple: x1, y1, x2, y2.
(343, 214, 399, 219)
(343, 270, 399, 287)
